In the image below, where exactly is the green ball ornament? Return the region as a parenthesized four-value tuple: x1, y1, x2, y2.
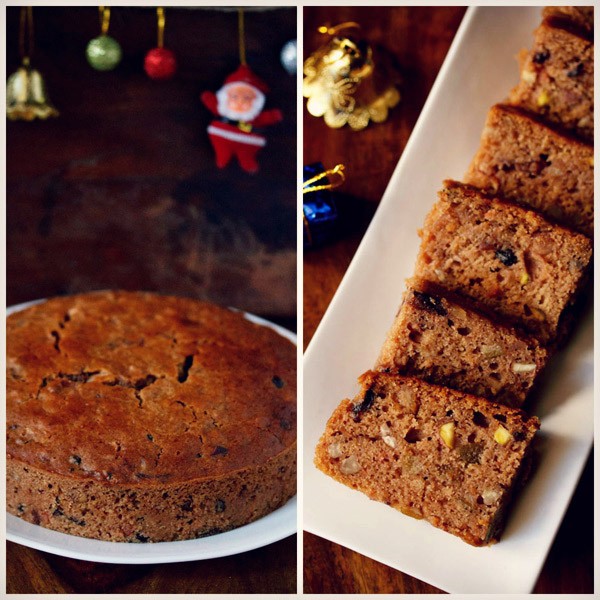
(86, 35, 122, 71)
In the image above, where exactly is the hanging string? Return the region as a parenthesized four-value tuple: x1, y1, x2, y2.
(156, 7, 165, 48)
(317, 22, 360, 36)
(238, 8, 246, 66)
(303, 164, 346, 194)
(19, 6, 34, 62)
(99, 6, 110, 35)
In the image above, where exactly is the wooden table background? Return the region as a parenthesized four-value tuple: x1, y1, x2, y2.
(302, 6, 593, 594)
(6, 6, 296, 594)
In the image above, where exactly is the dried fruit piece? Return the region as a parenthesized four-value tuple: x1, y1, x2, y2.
(412, 291, 448, 316)
(537, 90, 550, 107)
(439, 422, 455, 449)
(400, 505, 424, 519)
(352, 388, 375, 421)
(272, 375, 285, 388)
(404, 427, 424, 443)
(495, 248, 518, 266)
(402, 454, 423, 475)
(494, 424, 512, 445)
(567, 62, 583, 78)
(457, 442, 484, 465)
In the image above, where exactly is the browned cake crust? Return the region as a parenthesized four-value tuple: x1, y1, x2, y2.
(542, 6, 594, 36)
(464, 104, 594, 237)
(376, 278, 548, 407)
(7, 291, 297, 542)
(314, 371, 540, 546)
(508, 18, 594, 141)
(415, 180, 592, 345)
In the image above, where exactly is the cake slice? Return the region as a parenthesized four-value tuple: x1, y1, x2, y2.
(314, 371, 540, 546)
(415, 180, 592, 345)
(464, 104, 594, 237)
(508, 17, 594, 142)
(376, 278, 548, 407)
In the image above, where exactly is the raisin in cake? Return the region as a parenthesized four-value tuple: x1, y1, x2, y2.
(415, 180, 592, 345)
(7, 290, 297, 542)
(508, 17, 594, 142)
(464, 104, 594, 237)
(376, 278, 548, 407)
(314, 371, 540, 546)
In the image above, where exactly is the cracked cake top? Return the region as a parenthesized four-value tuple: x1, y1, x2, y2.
(7, 290, 297, 485)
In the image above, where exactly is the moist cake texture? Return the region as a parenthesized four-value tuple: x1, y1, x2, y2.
(314, 371, 540, 546)
(7, 290, 297, 542)
(376, 278, 548, 407)
(508, 17, 594, 142)
(464, 104, 594, 237)
(415, 180, 592, 345)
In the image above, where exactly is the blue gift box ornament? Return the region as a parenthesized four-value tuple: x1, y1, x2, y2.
(303, 163, 345, 249)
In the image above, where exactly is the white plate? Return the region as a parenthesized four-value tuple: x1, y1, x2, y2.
(6, 298, 297, 563)
(6, 499, 296, 564)
(303, 6, 593, 594)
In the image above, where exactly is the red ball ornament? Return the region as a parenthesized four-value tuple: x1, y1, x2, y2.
(144, 47, 177, 80)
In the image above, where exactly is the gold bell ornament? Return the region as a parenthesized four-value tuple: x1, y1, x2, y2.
(7, 6, 59, 121)
(303, 22, 401, 131)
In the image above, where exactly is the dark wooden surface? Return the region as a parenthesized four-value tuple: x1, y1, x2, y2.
(6, 6, 296, 594)
(7, 535, 296, 594)
(302, 6, 593, 595)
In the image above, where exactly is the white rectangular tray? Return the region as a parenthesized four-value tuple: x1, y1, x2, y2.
(303, 6, 594, 594)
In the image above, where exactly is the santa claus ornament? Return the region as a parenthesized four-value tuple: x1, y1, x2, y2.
(200, 9, 282, 174)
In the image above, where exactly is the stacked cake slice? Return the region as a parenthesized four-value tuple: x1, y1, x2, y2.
(315, 6, 593, 546)
(507, 15, 594, 142)
(464, 104, 593, 237)
(376, 276, 549, 408)
(315, 371, 540, 546)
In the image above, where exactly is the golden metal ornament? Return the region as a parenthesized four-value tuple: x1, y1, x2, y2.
(303, 23, 401, 131)
(7, 57, 59, 121)
(7, 7, 58, 121)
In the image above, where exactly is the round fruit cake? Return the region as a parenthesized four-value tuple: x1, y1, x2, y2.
(6, 290, 297, 542)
